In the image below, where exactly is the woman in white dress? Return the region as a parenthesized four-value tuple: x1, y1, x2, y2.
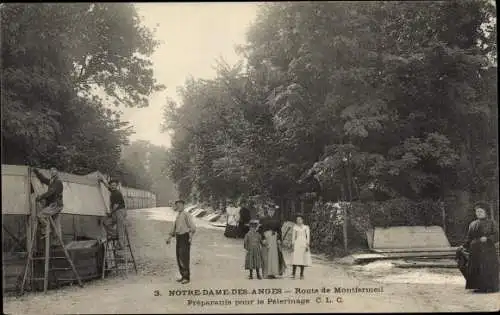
(291, 214, 312, 279)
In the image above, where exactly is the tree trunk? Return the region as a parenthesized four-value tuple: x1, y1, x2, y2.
(221, 198, 227, 213)
(344, 156, 354, 253)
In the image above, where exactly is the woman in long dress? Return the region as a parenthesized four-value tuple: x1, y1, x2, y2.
(259, 207, 286, 278)
(291, 214, 312, 279)
(462, 202, 499, 293)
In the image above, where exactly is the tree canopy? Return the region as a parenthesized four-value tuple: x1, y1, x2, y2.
(164, 1, 497, 211)
(1, 3, 164, 176)
(116, 140, 177, 204)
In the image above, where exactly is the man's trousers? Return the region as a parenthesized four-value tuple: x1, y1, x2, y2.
(176, 233, 191, 280)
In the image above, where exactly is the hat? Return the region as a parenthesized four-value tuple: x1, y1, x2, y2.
(175, 199, 186, 205)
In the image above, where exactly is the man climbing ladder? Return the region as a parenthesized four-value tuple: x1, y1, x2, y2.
(20, 166, 83, 294)
(33, 167, 64, 241)
(99, 176, 127, 249)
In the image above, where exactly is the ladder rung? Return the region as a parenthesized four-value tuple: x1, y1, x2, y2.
(56, 278, 84, 281)
(50, 267, 73, 271)
(31, 257, 67, 260)
(106, 262, 132, 265)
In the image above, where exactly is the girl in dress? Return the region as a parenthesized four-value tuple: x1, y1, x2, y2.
(244, 220, 264, 279)
(291, 214, 312, 279)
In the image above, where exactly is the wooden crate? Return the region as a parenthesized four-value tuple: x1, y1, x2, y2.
(28, 240, 104, 290)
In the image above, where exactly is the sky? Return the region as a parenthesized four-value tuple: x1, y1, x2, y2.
(120, 3, 259, 148)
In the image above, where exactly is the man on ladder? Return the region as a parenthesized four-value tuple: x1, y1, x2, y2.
(20, 167, 82, 294)
(33, 167, 63, 242)
(98, 177, 126, 250)
(98, 176, 137, 278)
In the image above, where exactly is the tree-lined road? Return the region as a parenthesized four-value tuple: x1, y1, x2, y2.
(3, 208, 498, 314)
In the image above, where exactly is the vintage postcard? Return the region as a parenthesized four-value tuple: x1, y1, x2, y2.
(2, 2, 499, 314)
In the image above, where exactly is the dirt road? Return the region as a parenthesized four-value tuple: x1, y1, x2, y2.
(3, 207, 499, 313)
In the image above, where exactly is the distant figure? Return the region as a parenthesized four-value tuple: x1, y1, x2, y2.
(238, 205, 251, 238)
(99, 177, 126, 249)
(166, 200, 196, 284)
(259, 206, 286, 278)
(248, 200, 258, 220)
(291, 214, 312, 279)
(33, 167, 63, 241)
(461, 202, 499, 293)
(244, 220, 264, 280)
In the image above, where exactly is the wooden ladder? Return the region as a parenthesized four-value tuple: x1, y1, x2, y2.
(19, 216, 83, 295)
(102, 224, 137, 278)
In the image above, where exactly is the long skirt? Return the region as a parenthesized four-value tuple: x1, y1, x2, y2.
(262, 231, 286, 277)
(466, 240, 499, 292)
(245, 247, 263, 270)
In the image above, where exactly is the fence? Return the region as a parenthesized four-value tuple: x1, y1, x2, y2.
(122, 186, 157, 209)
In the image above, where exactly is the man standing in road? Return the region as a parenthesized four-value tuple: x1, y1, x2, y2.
(98, 177, 127, 249)
(166, 200, 196, 284)
(33, 167, 64, 241)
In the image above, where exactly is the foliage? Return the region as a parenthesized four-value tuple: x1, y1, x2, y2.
(164, 1, 497, 244)
(309, 201, 345, 255)
(116, 140, 177, 204)
(1, 4, 162, 174)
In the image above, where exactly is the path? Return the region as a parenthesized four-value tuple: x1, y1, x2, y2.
(3, 207, 499, 313)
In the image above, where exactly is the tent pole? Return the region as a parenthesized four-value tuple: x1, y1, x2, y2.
(26, 166, 33, 254)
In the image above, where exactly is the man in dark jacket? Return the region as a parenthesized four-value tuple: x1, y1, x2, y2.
(99, 177, 127, 249)
(33, 167, 64, 240)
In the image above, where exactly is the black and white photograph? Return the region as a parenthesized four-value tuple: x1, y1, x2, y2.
(1, 1, 499, 313)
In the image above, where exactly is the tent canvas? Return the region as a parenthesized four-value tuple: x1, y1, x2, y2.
(372, 226, 452, 251)
(31, 168, 108, 217)
(2, 165, 30, 215)
(84, 171, 111, 211)
(2, 164, 157, 293)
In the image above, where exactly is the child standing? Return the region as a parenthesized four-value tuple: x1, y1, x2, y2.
(244, 220, 263, 279)
(291, 214, 312, 279)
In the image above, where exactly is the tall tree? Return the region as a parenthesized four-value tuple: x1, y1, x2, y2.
(1, 3, 163, 173)
(164, 1, 497, 226)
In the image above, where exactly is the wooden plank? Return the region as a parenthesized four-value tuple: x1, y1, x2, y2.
(350, 253, 387, 264)
(377, 252, 455, 259)
(371, 247, 458, 253)
(393, 260, 457, 268)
